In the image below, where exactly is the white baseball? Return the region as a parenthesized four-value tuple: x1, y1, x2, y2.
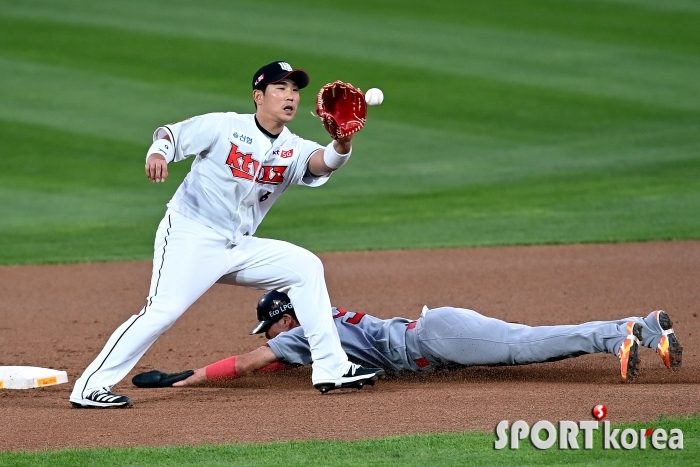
(365, 88, 384, 106)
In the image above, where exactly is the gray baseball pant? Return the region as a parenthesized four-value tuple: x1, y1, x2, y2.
(416, 307, 663, 366)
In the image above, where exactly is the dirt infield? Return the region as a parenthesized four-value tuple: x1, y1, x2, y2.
(1, 241, 699, 452)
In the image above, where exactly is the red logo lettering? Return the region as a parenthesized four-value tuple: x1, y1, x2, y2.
(226, 144, 287, 185)
(258, 166, 286, 184)
(226, 144, 258, 180)
(280, 149, 294, 158)
(333, 309, 365, 324)
(346, 312, 365, 325)
(334, 309, 348, 319)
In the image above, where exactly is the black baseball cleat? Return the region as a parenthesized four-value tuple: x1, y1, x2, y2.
(70, 387, 131, 408)
(314, 363, 385, 394)
(132, 370, 195, 388)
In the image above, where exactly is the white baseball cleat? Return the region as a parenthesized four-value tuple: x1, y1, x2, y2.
(314, 363, 385, 394)
(70, 387, 131, 408)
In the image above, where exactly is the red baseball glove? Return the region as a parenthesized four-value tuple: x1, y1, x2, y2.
(316, 81, 367, 140)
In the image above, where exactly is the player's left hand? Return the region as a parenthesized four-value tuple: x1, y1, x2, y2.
(172, 368, 207, 387)
(145, 153, 169, 183)
(316, 81, 367, 140)
(132, 369, 194, 388)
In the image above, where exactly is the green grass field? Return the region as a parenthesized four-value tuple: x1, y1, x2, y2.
(1, 0, 699, 464)
(1, 416, 696, 467)
(1, 0, 699, 263)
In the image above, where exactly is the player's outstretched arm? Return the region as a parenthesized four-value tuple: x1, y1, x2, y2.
(173, 346, 280, 387)
(307, 134, 354, 177)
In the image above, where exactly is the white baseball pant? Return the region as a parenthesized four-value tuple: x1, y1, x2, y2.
(71, 209, 348, 399)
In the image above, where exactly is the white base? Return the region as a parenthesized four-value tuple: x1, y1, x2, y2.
(0, 366, 68, 389)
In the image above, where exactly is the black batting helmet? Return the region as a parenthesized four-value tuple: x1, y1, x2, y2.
(249, 290, 297, 335)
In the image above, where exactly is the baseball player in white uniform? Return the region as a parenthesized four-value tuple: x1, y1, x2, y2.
(70, 61, 384, 408)
(131, 290, 683, 390)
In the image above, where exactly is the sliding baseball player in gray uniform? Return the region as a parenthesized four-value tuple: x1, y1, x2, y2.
(133, 290, 683, 390)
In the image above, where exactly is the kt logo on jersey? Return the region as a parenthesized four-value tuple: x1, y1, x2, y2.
(226, 144, 287, 184)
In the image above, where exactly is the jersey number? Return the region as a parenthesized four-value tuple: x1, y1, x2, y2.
(334, 309, 365, 325)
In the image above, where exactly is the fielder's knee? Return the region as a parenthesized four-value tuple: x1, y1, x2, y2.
(290, 248, 324, 280)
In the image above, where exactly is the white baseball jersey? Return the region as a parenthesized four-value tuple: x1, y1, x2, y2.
(156, 113, 327, 244)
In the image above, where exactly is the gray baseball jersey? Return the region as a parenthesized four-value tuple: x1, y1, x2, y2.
(267, 307, 667, 374)
(267, 308, 419, 373)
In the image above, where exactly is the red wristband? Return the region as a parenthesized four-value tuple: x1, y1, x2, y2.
(205, 356, 238, 380)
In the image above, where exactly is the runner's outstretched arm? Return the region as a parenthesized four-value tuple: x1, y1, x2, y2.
(174, 346, 284, 387)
